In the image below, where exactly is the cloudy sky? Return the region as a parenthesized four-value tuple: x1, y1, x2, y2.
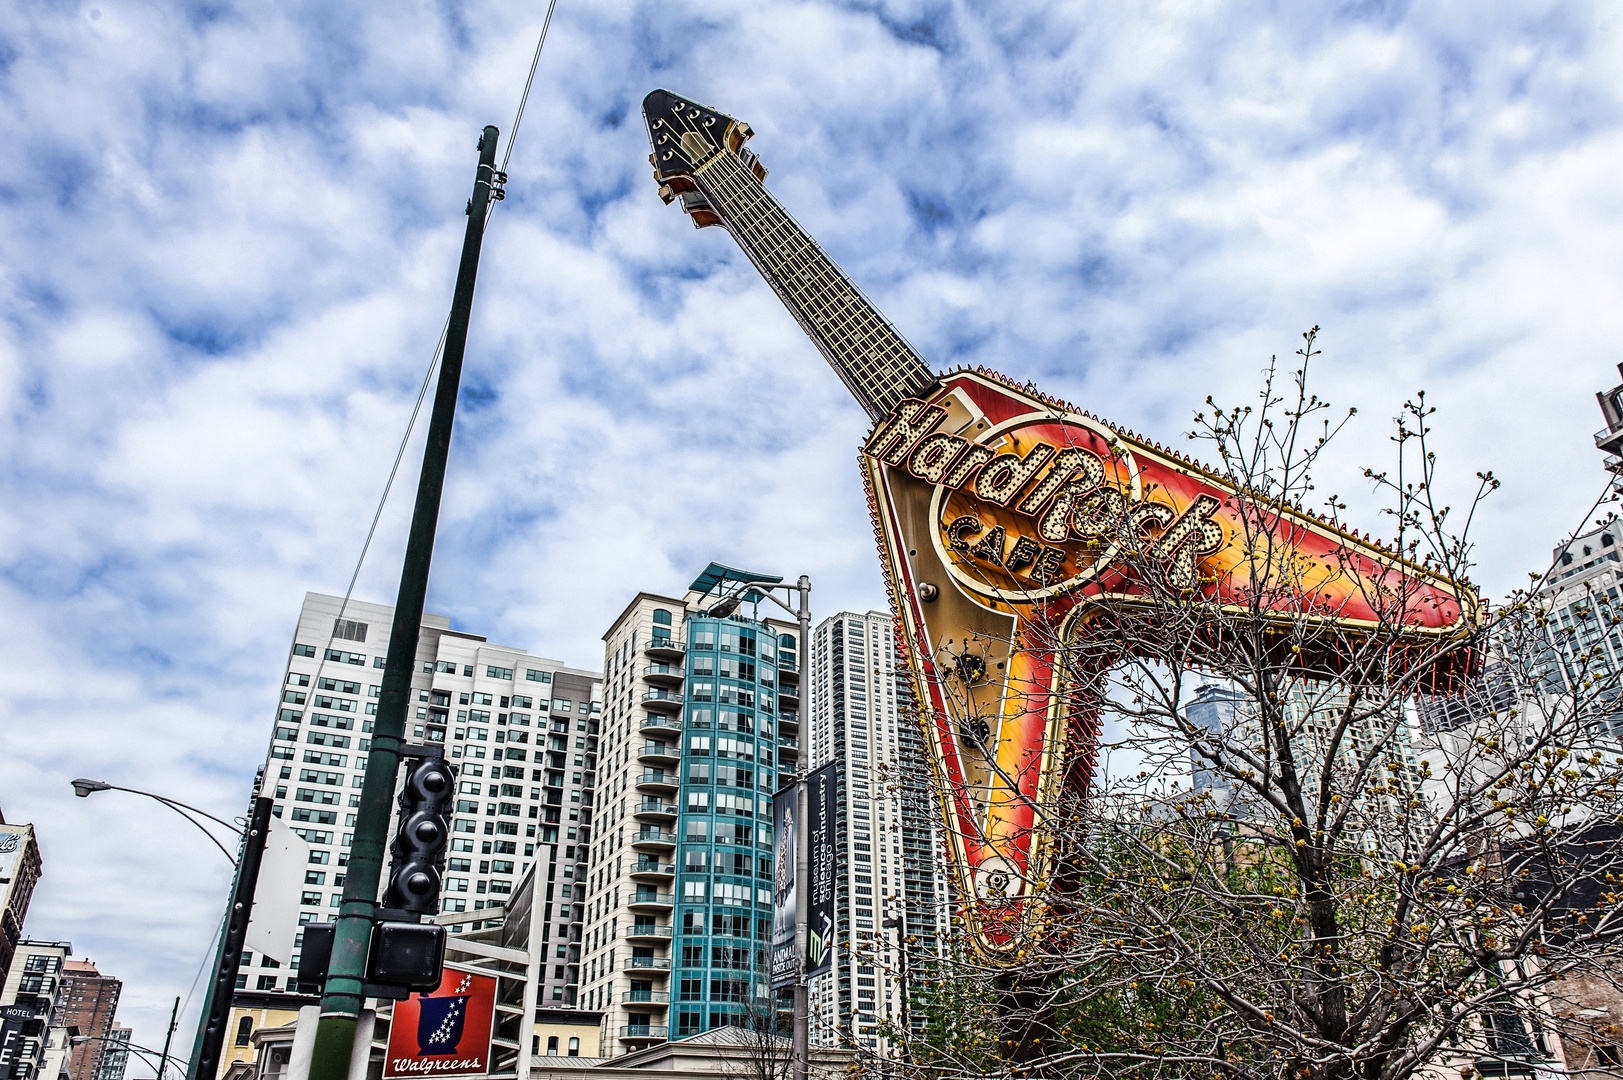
(4, 0, 1622, 1059)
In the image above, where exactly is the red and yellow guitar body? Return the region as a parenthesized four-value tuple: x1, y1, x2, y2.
(860, 369, 1475, 956)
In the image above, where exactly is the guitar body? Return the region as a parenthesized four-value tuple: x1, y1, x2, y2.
(641, 90, 1478, 959)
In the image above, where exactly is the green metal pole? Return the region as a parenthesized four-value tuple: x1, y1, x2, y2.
(158, 996, 179, 1080)
(309, 125, 501, 1080)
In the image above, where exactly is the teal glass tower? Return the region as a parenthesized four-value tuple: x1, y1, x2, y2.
(585, 564, 802, 1054)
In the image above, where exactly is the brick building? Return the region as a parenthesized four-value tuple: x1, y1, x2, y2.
(59, 961, 120, 1080)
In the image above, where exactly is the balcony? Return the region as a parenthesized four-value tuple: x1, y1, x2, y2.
(645, 637, 686, 661)
(778, 712, 799, 732)
(778, 686, 801, 709)
(637, 770, 679, 793)
(631, 858, 676, 879)
(641, 690, 683, 713)
(626, 923, 674, 943)
(642, 664, 684, 688)
(633, 829, 677, 849)
(622, 991, 671, 1006)
(634, 799, 679, 821)
(639, 714, 682, 736)
(618, 1025, 665, 1043)
(622, 955, 672, 970)
(1599, 426, 1623, 455)
(628, 890, 675, 909)
(638, 742, 680, 765)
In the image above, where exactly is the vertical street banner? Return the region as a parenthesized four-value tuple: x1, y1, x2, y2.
(383, 967, 496, 1077)
(770, 785, 798, 988)
(805, 762, 837, 978)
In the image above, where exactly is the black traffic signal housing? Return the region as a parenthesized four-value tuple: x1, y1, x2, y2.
(296, 923, 335, 993)
(368, 921, 447, 991)
(359, 747, 456, 994)
(385, 750, 456, 915)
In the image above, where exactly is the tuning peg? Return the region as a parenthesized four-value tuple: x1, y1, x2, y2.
(648, 153, 656, 166)
(658, 185, 676, 205)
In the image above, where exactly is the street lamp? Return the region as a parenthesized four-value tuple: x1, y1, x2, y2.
(70, 779, 242, 866)
(72, 778, 274, 1080)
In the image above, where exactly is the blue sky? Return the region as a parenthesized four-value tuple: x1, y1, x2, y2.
(4, 0, 1623, 1059)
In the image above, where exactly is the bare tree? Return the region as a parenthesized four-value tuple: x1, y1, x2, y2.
(888, 332, 1623, 1080)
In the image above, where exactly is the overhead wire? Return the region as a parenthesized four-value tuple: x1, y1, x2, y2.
(485, 0, 559, 231)
(333, 0, 557, 620)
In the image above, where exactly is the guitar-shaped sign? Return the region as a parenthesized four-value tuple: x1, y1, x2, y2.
(642, 89, 1478, 957)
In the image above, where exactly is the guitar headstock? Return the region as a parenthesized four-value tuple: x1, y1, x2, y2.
(642, 89, 768, 229)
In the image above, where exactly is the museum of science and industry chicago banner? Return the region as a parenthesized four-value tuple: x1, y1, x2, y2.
(772, 763, 837, 988)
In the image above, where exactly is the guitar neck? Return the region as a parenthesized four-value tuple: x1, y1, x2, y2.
(693, 150, 935, 419)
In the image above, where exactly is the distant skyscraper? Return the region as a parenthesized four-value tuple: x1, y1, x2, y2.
(1185, 682, 1426, 824)
(1532, 522, 1623, 734)
(95, 1026, 129, 1080)
(240, 592, 601, 1014)
(806, 610, 947, 1055)
(59, 961, 120, 1080)
(581, 563, 800, 1055)
(1187, 684, 1243, 799)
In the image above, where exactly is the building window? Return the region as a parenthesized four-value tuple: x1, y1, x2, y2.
(235, 1017, 253, 1046)
(332, 619, 368, 642)
(546, 1037, 558, 1056)
(568, 1038, 579, 1056)
(653, 609, 672, 625)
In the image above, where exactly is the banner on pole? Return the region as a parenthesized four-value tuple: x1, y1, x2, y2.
(770, 784, 798, 988)
(806, 762, 837, 978)
(383, 967, 496, 1077)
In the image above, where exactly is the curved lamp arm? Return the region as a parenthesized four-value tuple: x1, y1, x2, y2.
(70, 779, 241, 866)
(71, 1036, 184, 1080)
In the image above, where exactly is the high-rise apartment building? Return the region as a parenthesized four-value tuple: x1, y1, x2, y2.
(0, 940, 72, 1080)
(580, 564, 801, 1055)
(59, 961, 120, 1080)
(806, 610, 947, 1054)
(95, 1027, 128, 1080)
(1534, 521, 1623, 714)
(1181, 681, 1426, 826)
(242, 592, 602, 1011)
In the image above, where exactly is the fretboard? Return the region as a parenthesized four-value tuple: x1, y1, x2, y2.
(694, 150, 936, 419)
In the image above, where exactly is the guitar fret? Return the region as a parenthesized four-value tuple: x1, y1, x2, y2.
(699, 154, 933, 417)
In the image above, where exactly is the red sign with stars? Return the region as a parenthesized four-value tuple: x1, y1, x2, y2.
(383, 967, 497, 1078)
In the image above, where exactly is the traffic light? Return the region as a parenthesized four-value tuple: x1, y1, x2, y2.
(385, 752, 456, 915)
(362, 750, 456, 994)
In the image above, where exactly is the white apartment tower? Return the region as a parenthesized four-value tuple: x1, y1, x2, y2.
(807, 611, 947, 1054)
(246, 592, 602, 1010)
